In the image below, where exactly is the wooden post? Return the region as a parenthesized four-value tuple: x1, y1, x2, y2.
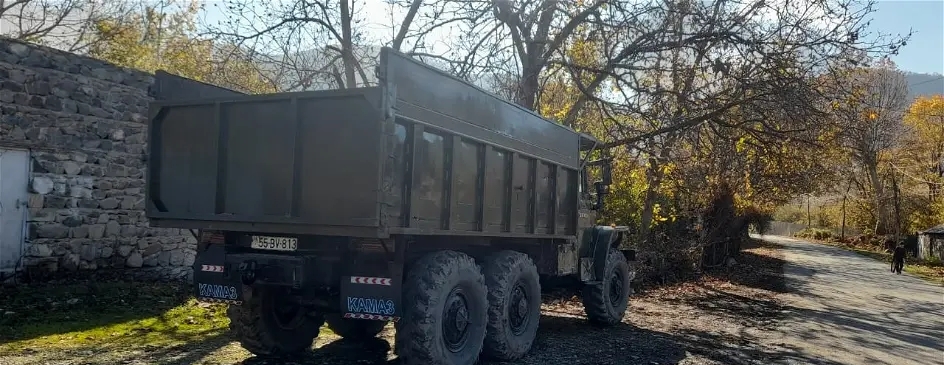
(841, 195, 847, 240)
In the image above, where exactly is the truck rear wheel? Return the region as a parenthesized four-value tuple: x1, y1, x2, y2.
(581, 248, 631, 326)
(227, 287, 323, 357)
(324, 314, 387, 340)
(481, 251, 541, 361)
(395, 250, 487, 365)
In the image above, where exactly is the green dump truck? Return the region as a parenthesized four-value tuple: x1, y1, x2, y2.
(145, 47, 636, 365)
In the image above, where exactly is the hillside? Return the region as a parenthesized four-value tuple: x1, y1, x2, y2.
(906, 71, 944, 99)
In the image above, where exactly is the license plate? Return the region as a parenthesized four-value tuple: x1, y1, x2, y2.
(250, 236, 298, 251)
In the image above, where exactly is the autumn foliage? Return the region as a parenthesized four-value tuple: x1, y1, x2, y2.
(12, 0, 927, 280)
(84, 1, 276, 94)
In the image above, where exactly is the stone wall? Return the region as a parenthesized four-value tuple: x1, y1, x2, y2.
(0, 37, 196, 281)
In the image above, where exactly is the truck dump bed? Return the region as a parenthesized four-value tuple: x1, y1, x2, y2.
(146, 48, 583, 239)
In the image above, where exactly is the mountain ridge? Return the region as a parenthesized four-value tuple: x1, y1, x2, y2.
(905, 71, 944, 99)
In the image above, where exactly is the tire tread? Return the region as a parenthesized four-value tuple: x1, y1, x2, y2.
(581, 248, 631, 326)
(395, 250, 486, 365)
(482, 250, 541, 361)
(227, 289, 323, 357)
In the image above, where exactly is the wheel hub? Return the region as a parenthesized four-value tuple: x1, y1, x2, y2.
(270, 296, 307, 330)
(508, 282, 531, 335)
(454, 303, 469, 332)
(608, 270, 624, 307)
(443, 288, 471, 352)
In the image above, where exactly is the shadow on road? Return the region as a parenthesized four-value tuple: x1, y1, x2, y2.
(709, 238, 791, 294)
(236, 337, 393, 365)
(233, 314, 690, 365)
(229, 312, 850, 365)
(766, 236, 944, 365)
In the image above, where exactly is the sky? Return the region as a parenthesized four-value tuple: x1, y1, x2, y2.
(197, 0, 944, 75)
(0, 0, 940, 75)
(867, 0, 944, 74)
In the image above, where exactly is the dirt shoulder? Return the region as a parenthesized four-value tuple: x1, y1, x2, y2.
(0, 240, 788, 365)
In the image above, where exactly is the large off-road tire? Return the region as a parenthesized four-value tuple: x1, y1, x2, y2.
(395, 250, 487, 365)
(481, 250, 541, 361)
(227, 287, 324, 357)
(581, 248, 631, 326)
(324, 314, 387, 340)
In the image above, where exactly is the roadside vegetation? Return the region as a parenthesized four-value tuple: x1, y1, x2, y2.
(770, 93, 944, 264)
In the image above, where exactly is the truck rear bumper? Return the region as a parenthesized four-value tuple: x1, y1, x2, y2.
(192, 245, 315, 303)
(191, 242, 403, 321)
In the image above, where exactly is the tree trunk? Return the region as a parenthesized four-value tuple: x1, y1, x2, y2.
(841, 177, 852, 240)
(639, 136, 680, 243)
(340, 0, 356, 88)
(639, 159, 664, 245)
(866, 161, 888, 235)
(517, 64, 540, 110)
(392, 0, 423, 50)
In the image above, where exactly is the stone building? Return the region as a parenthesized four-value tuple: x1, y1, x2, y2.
(0, 37, 233, 282)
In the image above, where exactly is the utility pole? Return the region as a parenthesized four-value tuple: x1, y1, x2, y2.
(841, 176, 852, 241)
(807, 194, 812, 228)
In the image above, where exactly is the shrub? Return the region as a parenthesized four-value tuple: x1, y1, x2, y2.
(794, 228, 836, 241)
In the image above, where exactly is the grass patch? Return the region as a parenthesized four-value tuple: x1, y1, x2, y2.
(0, 280, 230, 354)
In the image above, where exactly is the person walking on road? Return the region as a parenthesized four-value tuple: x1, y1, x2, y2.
(891, 244, 907, 275)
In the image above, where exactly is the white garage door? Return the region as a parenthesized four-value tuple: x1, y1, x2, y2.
(0, 148, 29, 274)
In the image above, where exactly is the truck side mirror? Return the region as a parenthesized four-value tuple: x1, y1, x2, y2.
(593, 181, 609, 210)
(601, 161, 612, 185)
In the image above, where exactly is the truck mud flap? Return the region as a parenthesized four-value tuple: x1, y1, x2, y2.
(192, 243, 243, 305)
(340, 275, 401, 322)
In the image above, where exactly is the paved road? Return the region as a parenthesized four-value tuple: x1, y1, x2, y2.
(759, 235, 944, 365)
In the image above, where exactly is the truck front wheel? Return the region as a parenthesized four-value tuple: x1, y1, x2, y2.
(481, 250, 541, 361)
(324, 314, 387, 340)
(227, 287, 323, 357)
(395, 250, 487, 365)
(581, 248, 631, 326)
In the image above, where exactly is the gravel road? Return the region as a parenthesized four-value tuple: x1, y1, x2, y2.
(760, 235, 944, 365)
